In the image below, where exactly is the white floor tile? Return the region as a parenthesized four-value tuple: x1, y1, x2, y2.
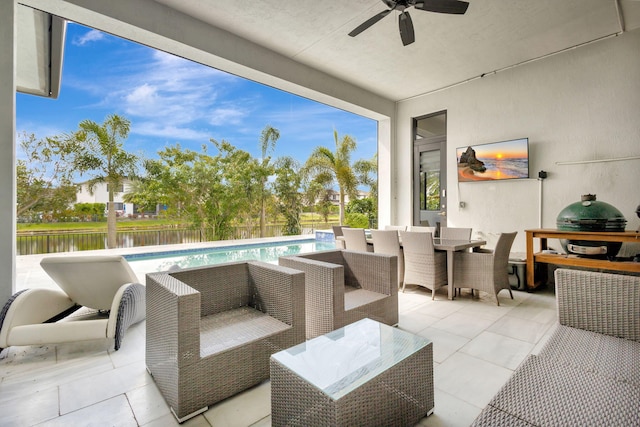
(415, 388, 482, 427)
(398, 310, 441, 334)
(507, 303, 557, 325)
(0, 345, 57, 378)
(459, 331, 534, 370)
(0, 355, 114, 404)
(34, 394, 137, 427)
(487, 315, 553, 344)
(127, 382, 172, 425)
(430, 312, 497, 340)
(203, 381, 271, 427)
(0, 386, 59, 427)
(59, 360, 151, 414)
(434, 352, 514, 409)
(141, 412, 211, 427)
(416, 327, 470, 364)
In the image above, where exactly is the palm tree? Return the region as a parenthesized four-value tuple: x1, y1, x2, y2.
(71, 114, 139, 249)
(305, 130, 358, 225)
(258, 125, 280, 237)
(354, 153, 378, 200)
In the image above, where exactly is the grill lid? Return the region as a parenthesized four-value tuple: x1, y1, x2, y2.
(556, 194, 627, 231)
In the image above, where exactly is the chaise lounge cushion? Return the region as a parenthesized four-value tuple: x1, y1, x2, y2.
(538, 324, 640, 387)
(485, 355, 640, 426)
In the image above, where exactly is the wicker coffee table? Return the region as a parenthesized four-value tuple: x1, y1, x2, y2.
(270, 318, 434, 426)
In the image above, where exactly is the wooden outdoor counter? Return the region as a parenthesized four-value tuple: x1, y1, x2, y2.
(525, 228, 640, 289)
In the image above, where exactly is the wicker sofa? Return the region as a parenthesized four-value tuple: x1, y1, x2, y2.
(145, 261, 306, 423)
(472, 268, 640, 426)
(279, 249, 398, 339)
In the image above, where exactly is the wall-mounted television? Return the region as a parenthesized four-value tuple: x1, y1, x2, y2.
(456, 137, 529, 182)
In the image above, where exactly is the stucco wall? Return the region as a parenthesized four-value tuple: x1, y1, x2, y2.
(395, 29, 640, 253)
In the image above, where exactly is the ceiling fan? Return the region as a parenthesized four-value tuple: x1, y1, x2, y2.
(349, 0, 469, 46)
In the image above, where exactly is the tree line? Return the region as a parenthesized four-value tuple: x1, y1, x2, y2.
(18, 114, 377, 248)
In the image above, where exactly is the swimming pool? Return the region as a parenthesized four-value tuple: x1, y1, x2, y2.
(125, 238, 336, 272)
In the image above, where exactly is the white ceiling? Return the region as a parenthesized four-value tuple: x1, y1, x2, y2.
(151, 0, 640, 102)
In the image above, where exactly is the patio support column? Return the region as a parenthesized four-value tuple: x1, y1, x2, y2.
(377, 117, 393, 227)
(0, 0, 17, 303)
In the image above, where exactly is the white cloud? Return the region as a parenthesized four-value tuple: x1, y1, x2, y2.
(126, 83, 158, 104)
(209, 107, 247, 126)
(73, 29, 105, 46)
(131, 122, 211, 141)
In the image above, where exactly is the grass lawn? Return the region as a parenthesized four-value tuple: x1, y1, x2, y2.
(17, 213, 338, 233)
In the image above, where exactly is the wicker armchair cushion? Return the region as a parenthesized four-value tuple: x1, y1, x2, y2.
(199, 306, 290, 356)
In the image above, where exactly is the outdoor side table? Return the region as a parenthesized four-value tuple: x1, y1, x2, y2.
(270, 318, 434, 427)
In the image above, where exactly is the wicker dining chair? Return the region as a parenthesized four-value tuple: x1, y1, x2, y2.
(332, 225, 349, 249)
(399, 231, 447, 297)
(409, 225, 437, 234)
(341, 227, 373, 252)
(146, 261, 306, 422)
(384, 225, 407, 232)
(452, 232, 517, 305)
(371, 229, 404, 289)
(440, 227, 472, 240)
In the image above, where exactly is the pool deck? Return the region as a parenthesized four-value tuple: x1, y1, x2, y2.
(16, 234, 319, 291)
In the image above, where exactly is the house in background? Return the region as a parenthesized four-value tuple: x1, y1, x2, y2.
(323, 189, 369, 207)
(75, 179, 134, 217)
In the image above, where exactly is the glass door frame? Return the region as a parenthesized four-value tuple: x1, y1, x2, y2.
(413, 112, 447, 233)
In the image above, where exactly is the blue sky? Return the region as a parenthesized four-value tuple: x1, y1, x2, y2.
(17, 22, 377, 167)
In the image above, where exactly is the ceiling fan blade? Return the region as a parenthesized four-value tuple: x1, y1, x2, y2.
(398, 11, 415, 46)
(349, 9, 392, 37)
(414, 0, 469, 15)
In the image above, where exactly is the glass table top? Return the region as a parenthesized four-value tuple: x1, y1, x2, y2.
(271, 318, 431, 400)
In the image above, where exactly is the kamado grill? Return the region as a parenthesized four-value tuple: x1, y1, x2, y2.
(556, 194, 627, 258)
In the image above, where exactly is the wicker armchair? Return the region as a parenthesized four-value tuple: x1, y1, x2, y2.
(452, 232, 517, 305)
(400, 231, 447, 297)
(145, 261, 305, 422)
(279, 249, 398, 339)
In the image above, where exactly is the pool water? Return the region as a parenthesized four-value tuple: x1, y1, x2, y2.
(125, 239, 336, 272)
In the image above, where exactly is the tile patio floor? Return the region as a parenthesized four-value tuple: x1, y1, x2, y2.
(2, 247, 558, 426)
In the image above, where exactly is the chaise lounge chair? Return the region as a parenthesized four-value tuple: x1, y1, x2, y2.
(0, 255, 145, 352)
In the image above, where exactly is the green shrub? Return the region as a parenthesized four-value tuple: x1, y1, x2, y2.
(345, 212, 369, 228)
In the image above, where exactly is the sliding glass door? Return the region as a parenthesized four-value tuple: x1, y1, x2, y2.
(413, 112, 447, 233)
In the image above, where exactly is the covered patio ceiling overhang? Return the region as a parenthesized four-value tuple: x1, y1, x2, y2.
(16, 0, 640, 117)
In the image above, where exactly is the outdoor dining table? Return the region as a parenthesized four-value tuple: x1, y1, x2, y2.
(432, 238, 486, 300)
(366, 236, 487, 300)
